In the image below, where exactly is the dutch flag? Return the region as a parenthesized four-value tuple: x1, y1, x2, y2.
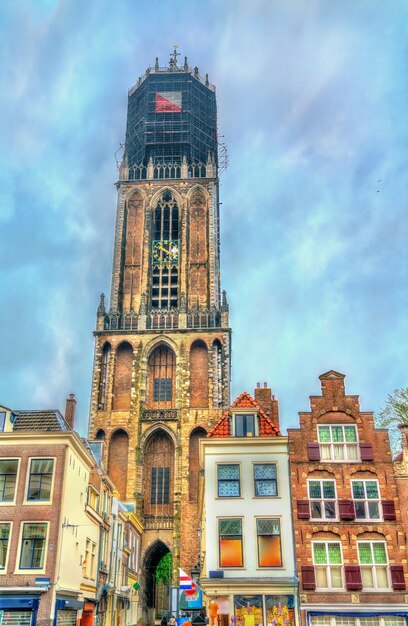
(179, 568, 193, 590)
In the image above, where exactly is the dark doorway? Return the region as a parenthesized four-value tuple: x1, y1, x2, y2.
(143, 540, 171, 624)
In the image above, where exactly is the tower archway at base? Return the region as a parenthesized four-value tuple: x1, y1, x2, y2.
(143, 540, 171, 625)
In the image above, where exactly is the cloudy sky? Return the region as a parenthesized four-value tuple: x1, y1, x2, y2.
(1, 0, 407, 434)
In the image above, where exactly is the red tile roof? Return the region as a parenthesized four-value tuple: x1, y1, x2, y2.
(208, 391, 281, 438)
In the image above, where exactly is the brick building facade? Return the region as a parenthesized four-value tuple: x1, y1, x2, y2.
(288, 371, 408, 626)
(87, 53, 231, 620)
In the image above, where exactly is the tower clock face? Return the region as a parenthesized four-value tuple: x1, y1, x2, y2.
(152, 240, 179, 268)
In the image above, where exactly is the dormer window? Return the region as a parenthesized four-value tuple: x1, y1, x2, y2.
(234, 413, 256, 437)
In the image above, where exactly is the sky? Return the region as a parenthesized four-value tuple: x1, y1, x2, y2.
(0, 0, 407, 435)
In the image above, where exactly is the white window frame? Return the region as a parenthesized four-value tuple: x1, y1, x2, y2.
(216, 463, 241, 498)
(231, 411, 258, 437)
(351, 479, 382, 521)
(308, 478, 338, 521)
(24, 457, 56, 505)
(358, 540, 390, 591)
(15, 521, 49, 573)
(0, 458, 20, 505)
(0, 521, 12, 571)
(318, 424, 360, 462)
(312, 540, 344, 590)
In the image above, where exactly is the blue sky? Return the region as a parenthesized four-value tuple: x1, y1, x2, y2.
(1, 0, 407, 434)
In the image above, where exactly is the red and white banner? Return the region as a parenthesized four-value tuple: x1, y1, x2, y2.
(156, 92, 182, 113)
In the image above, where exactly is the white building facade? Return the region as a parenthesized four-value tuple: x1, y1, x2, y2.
(199, 391, 299, 626)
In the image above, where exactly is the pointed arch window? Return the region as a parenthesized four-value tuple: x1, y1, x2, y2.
(147, 345, 176, 409)
(151, 191, 179, 309)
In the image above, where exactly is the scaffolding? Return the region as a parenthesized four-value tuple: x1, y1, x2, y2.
(125, 61, 218, 178)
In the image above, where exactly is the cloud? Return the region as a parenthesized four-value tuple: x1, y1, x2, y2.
(0, 0, 407, 433)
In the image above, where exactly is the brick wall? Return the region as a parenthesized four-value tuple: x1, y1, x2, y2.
(108, 429, 129, 501)
(288, 372, 408, 624)
(112, 342, 133, 410)
(0, 443, 67, 622)
(190, 341, 209, 408)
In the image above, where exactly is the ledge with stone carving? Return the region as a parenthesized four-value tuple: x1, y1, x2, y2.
(141, 409, 179, 422)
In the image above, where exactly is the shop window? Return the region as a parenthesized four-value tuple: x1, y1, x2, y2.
(265, 596, 295, 626)
(219, 518, 243, 567)
(0, 459, 18, 502)
(358, 541, 389, 589)
(0, 411, 6, 431)
(217, 464, 240, 497)
(254, 464, 277, 497)
(352, 480, 380, 520)
(234, 595, 263, 626)
(318, 425, 359, 461)
(257, 518, 282, 567)
(308, 479, 337, 520)
(313, 541, 343, 589)
(27, 459, 54, 501)
(19, 522, 47, 569)
(0, 523, 10, 569)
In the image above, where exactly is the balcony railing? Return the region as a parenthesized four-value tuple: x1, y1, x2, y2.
(141, 409, 179, 422)
(101, 307, 223, 331)
(144, 514, 174, 530)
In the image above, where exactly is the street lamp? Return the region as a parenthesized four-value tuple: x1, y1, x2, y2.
(191, 565, 200, 583)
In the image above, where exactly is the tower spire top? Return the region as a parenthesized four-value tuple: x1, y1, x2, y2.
(169, 44, 180, 68)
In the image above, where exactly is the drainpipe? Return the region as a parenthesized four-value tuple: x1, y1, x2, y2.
(287, 453, 301, 626)
(109, 510, 117, 626)
(111, 516, 120, 626)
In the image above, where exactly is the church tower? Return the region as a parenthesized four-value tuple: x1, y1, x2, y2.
(88, 51, 231, 612)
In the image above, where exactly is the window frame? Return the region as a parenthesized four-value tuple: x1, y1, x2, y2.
(312, 540, 344, 590)
(0, 522, 12, 571)
(351, 479, 382, 521)
(0, 458, 20, 505)
(357, 540, 390, 591)
(255, 516, 283, 569)
(218, 516, 244, 569)
(217, 463, 241, 498)
(25, 457, 55, 504)
(308, 478, 338, 521)
(253, 463, 278, 498)
(318, 424, 360, 462)
(153, 377, 173, 402)
(17, 521, 49, 572)
(232, 412, 257, 437)
(0, 411, 6, 432)
(150, 466, 170, 505)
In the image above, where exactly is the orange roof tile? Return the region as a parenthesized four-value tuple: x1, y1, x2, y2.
(208, 391, 281, 438)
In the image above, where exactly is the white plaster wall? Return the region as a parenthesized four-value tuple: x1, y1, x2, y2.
(203, 438, 295, 578)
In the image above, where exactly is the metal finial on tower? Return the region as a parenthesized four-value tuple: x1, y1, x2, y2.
(184, 56, 188, 71)
(155, 57, 159, 71)
(169, 44, 180, 68)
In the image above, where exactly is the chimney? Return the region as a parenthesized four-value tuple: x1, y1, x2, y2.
(65, 393, 77, 429)
(254, 383, 280, 432)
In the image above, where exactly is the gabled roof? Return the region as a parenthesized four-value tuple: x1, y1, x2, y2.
(12, 410, 71, 432)
(319, 370, 345, 380)
(208, 391, 281, 438)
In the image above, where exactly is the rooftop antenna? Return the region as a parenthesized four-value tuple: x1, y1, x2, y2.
(170, 44, 180, 68)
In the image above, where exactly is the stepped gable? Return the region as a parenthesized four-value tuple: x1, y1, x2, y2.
(208, 391, 281, 437)
(12, 409, 71, 432)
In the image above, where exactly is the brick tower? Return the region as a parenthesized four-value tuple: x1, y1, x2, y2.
(88, 50, 231, 616)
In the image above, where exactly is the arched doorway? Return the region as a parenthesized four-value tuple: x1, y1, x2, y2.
(143, 540, 172, 625)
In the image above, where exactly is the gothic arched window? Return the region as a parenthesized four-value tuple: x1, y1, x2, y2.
(112, 342, 133, 410)
(151, 191, 179, 309)
(98, 342, 111, 410)
(108, 428, 129, 500)
(144, 430, 174, 516)
(147, 345, 176, 409)
(190, 340, 208, 408)
(189, 427, 207, 502)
